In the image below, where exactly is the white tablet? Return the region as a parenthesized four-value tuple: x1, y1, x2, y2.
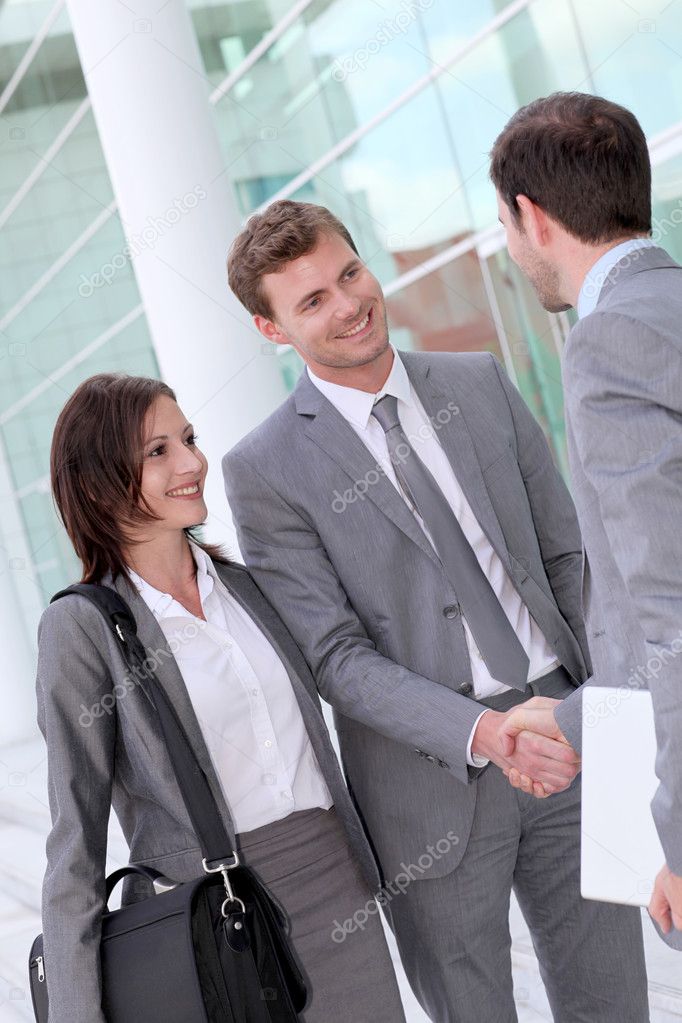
(581, 686, 663, 907)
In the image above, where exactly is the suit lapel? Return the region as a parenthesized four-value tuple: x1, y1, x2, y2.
(403, 353, 510, 565)
(295, 371, 440, 567)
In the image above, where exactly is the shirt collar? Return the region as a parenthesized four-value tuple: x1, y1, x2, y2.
(127, 538, 215, 619)
(306, 346, 414, 429)
(577, 238, 655, 319)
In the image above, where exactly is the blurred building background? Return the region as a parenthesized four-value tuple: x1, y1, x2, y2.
(2, 0, 682, 1019)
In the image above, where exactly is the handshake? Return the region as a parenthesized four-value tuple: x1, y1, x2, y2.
(471, 697, 580, 798)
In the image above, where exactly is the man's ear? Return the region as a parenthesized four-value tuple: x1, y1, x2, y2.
(515, 194, 551, 247)
(253, 314, 289, 347)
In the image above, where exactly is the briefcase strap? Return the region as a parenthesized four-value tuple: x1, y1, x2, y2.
(51, 583, 239, 871)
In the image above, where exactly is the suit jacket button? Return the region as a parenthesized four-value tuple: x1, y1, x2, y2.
(457, 681, 473, 696)
(443, 604, 460, 619)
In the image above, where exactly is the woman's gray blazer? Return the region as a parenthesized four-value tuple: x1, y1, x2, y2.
(36, 558, 379, 1023)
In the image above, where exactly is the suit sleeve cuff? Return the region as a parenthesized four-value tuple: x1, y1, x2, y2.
(467, 709, 491, 768)
(553, 686, 583, 754)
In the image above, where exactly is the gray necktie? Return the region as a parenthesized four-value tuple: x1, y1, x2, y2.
(372, 394, 529, 691)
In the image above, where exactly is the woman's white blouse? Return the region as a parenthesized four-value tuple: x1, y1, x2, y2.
(127, 542, 332, 834)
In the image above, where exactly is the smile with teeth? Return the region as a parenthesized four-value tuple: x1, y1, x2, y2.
(336, 308, 371, 338)
(166, 482, 200, 497)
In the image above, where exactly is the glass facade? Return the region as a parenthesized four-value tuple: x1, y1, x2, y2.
(201, 0, 682, 478)
(0, 1, 159, 615)
(2, 0, 682, 615)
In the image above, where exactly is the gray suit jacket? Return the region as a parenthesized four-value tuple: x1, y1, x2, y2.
(555, 245, 682, 875)
(223, 350, 590, 885)
(37, 559, 378, 1023)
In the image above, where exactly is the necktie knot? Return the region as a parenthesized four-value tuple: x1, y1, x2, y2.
(372, 394, 401, 433)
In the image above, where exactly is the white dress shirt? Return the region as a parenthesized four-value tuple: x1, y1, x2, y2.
(127, 541, 332, 834)
(307, 348, 558, 764)
(577, 238, 655, 319)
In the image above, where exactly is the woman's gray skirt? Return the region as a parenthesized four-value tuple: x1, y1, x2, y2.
(238, 806, 406, 1023)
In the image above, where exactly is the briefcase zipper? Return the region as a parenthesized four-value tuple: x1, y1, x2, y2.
(31, 955, 45, 982)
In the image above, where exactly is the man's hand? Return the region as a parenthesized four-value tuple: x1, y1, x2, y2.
(649, 863, 682, 934)
(471, 697, 581, 798)
(497, 697, 570, 757)
(493, 697, 580, 797)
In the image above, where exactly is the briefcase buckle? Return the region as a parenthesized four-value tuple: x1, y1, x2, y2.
(202, 853, 246, 916)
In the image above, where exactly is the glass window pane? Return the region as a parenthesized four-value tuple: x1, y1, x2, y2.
(653, 151, 682, 264)
(572, 0, 682, 138)
(208, 0, 435, 214)
(386, 254, 504, 362)
(484, 250, 568, 476)
(435, 0, 588, 232)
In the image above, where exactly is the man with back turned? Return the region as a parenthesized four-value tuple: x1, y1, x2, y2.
(492, 91, 682, 946)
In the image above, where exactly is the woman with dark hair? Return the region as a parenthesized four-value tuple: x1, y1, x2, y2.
(37, 372, 405, 1023)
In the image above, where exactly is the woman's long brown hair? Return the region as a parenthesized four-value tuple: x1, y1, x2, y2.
(50, 373, 230, 583)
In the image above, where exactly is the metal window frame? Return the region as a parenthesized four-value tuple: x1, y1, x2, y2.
(0, 0, 66, 116)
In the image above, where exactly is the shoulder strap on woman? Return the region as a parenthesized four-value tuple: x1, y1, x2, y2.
(51, 583, 238, 867)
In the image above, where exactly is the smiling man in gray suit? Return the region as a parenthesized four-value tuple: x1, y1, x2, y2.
(222, 199, 648, 1021)
(492, 92, 682, 945)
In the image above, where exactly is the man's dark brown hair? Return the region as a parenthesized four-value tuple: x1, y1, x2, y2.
(51, 373, 228, 584)
(227, 199, 359, 318)
(490, 92, 651, 243)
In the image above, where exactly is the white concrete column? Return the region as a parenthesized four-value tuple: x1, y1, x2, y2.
(65, 0, 288, 550)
